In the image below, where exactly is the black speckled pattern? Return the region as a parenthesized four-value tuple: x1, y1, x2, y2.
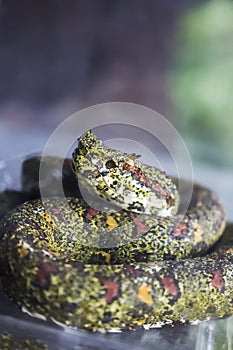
(0, 131, 231, 332)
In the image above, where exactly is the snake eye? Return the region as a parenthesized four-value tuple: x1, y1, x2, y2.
(105, 159, 117, 169)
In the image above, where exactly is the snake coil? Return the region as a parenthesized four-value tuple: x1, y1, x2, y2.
(0, 130, 232, 332)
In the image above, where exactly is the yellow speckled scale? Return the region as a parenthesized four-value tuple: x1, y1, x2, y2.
(0, 130, 232, 332)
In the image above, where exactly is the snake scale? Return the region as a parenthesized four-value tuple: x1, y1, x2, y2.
(0, 130, 232, 332)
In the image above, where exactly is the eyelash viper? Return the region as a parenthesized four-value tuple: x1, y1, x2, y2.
(0, 130, 232, 333)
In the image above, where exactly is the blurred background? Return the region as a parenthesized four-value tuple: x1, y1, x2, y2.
(0, 2, 233, 349)
(0, 0, 232, 217)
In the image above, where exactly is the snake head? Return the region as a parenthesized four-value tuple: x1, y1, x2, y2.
(72, 130, 139, 174)
(72, 130, 179, 216)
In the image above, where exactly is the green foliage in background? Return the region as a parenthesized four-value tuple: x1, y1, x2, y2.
(170, 0, 233, 168)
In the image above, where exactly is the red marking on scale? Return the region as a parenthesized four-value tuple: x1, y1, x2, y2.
(85, 208, 99, 221)
(153, 183, 167, 198)
(24, 217, 37, 227)
(125, 265, 135, 274)
(211, 269, 224, 292)
(173, 222, 188, 237)
(37, 263, 57, 289)
(161, 277, 179, 296)
(100, 279, 120, 304)
(38, 229, 47, 239)
(123, 163, 148, 184)
(125, 265, 143, 276)
(51, 208, 62, 215)
(123, 161, 170, 200)
(215, 216, 224, 230)
(131, 215, 148, 235)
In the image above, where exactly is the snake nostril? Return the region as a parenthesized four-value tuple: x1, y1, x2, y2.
(105, 159, 117, 169)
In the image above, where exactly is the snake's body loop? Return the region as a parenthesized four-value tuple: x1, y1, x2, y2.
(0, 131, 232, 332)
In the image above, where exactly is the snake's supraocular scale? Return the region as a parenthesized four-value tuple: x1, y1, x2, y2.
(0, 130, 232, 332)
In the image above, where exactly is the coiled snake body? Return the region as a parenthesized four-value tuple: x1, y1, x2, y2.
(0, 131, 232, 332)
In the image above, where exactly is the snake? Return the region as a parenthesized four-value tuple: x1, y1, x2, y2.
(0, 332, 48, 350)
(0, 130, 232, 333)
